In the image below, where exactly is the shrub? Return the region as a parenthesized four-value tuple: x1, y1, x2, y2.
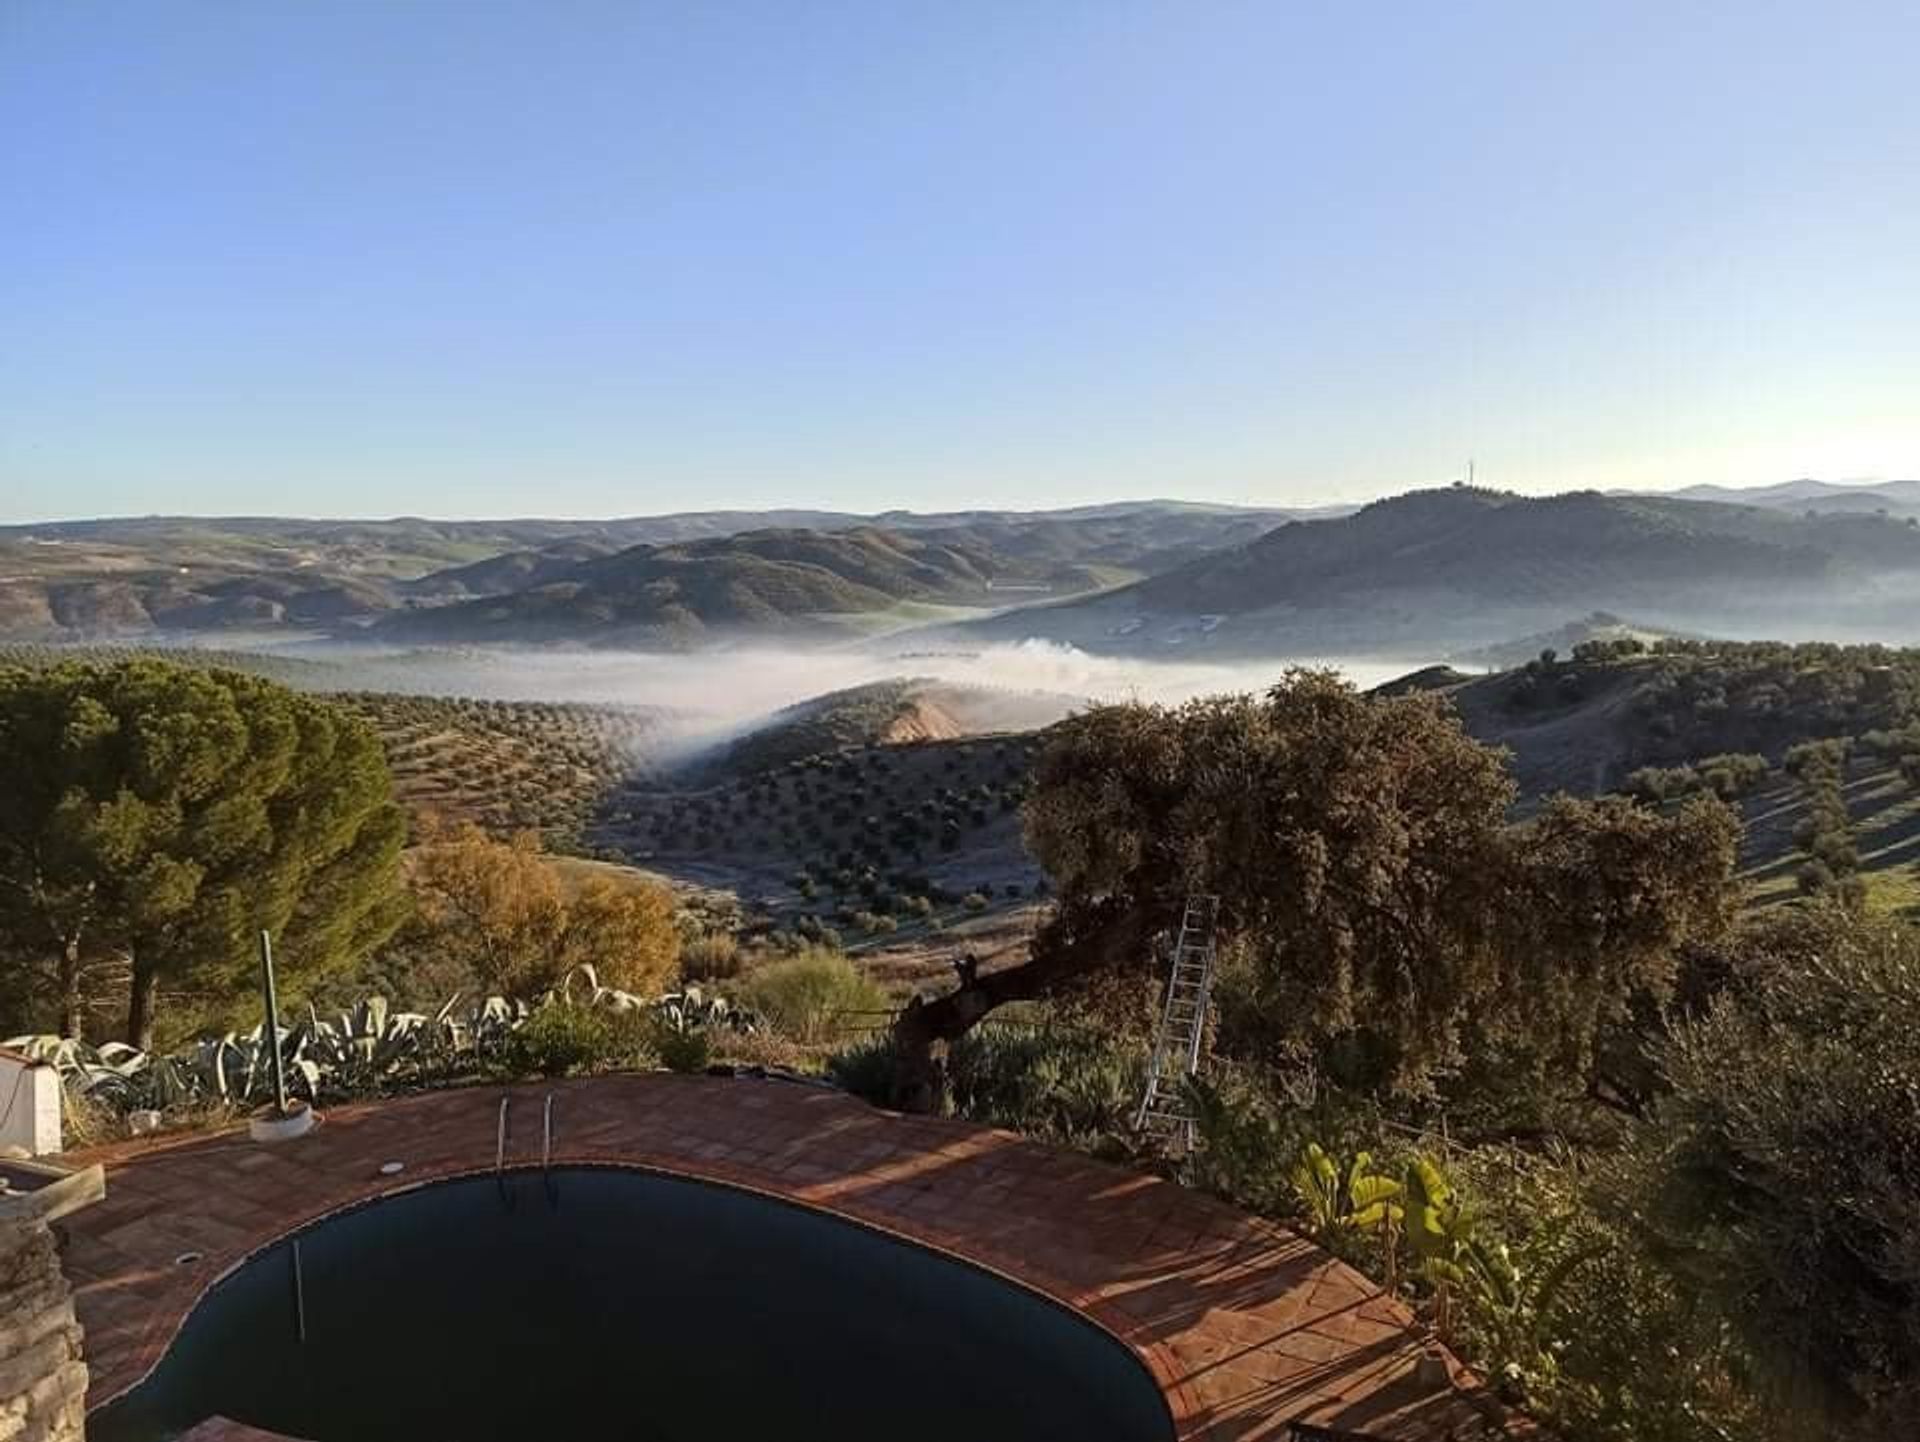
(1623, 905, 1920, 1434)
(680, 930, 743, 982)
(947, 1022, 1144, 1145)
(500, 1004, 654, 1078)
(962, 891, 989, 912)
(826, 1032, 900, 1102)
(652, 1025, 712, 1075)
(738, 949, 891, 1046)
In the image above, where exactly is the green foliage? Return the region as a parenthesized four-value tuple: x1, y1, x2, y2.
(0, 657, 408, 1046)
(738, 948, 890, 1045)
(1621, 640, 1920, 764)
(830, 1019, 1142, 1144)
(497, 1002, 656, 1078)
(1783, 739, 1864, 905)
(824, 1031, 901, 1102)
(945, 1022, 1143, 1145)
(10, 970, 752, 1116)
(651, 1025, 712, 1075)
(1625, 752, 1770, 804)
(1027, 672, 1738, 1097)
(1182, 1074, 1765, 1442)
(1623, 905, 1920, 1433)
(1291, 1139, 1405, 1248)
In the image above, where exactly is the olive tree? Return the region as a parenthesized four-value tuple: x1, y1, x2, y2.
(889, 671, 1736, 1109)
(0, 659, 407, 1046)
(1623, 905, 1920, 1436)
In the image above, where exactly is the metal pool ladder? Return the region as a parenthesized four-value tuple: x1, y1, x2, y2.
(541, 1092, 557, 1205)
(1133, 894, 1220, 1152)
(496, 1094, 513, 1206)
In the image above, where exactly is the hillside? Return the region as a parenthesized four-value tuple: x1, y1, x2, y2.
(942, 487, 1920, 657)
(0, 502, 1288, 643)
(703, 677, 1078, 778)
(375, 527, 1058, 646)
(1385, 639, 1920, 916)
(1453, 612, 1691, 670)
(1662, 477, 1920, 520)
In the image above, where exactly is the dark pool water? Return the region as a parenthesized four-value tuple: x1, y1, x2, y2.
(90, 1166, 1175, 1442)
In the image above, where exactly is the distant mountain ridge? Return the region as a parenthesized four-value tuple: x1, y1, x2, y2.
(940, 486, 1920, 656)
(10, 486, 1920, 654)
(1631, 478, 1920, 521)
(378, 528, 1006, 647)
(0, 501, 1294, 644)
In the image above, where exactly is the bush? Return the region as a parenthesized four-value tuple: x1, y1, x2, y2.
(962, 891, 989, 912)
(827, 1019, 1143, 1144)
(826, 1032, 900, 1102)
(679, 930, 743, 982)
(1623, 905, 1920, 1435)
(947, 1022, 1144, 1145)
(500, 1004, 655, 1078)
(738, 949, 891, 1046)
(652, 1025, 712, 1075)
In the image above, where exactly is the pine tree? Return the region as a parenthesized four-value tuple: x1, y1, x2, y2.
(0, 658, 407, 1046)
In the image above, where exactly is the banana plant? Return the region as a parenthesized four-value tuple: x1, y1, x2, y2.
(1402, 1154, 1477, 1337)
(1451, 1223, 1605, 1384)
(1290, 1141, 1406, 1282)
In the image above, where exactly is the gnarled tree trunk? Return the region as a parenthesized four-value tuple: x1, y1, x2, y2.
(887, 899, 1158, 1112)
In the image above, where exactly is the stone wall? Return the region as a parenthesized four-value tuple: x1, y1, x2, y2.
(0, 1165, 102, 1442)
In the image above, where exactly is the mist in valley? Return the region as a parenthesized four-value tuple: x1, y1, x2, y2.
(198, 635, 1435, 762)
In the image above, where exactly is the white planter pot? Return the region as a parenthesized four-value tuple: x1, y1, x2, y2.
(248, 1102, 317, 1143)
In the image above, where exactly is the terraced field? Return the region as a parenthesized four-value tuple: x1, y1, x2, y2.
(1739, 760, 1920, 916)
(597, 731, 1048, 947)
(338, 693, 676, 839)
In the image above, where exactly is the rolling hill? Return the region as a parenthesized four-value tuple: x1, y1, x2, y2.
(373, 528, 1013, 646)
(0, 502, 1294, 643)
(940, 487, 1920, 657)
(1660, 478, 1920, 519)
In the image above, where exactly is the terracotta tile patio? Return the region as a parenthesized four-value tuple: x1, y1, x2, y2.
(61, 1074, 1537, 1440)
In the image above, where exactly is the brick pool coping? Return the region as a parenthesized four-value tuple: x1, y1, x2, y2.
(61, 1074, 1536, 1440)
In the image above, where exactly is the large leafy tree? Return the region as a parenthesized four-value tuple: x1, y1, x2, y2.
(401, 822, 679, 1001)
(0, 659, 407, 1047)
(890, 671, 1736, 1108)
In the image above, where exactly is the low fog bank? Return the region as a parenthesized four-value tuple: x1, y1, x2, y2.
(270, 637, 1432, 734)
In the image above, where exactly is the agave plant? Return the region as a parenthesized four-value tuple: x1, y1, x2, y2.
(4, 1035, 150, 1105)
(7, 972, 742, 1124)
(563, 964, 756, 1035)
(651, 985, 757, 1035)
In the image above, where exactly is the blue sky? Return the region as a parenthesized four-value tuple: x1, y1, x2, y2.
(3, 1, 1916, 521)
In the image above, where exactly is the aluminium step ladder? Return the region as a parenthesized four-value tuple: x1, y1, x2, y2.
(1132, 894, 1220, 1151)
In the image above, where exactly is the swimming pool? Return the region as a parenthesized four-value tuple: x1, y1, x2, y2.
(89, 1165, 1176, 1442)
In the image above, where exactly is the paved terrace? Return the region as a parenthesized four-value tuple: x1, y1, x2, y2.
(61, 1074, 1535, 1441)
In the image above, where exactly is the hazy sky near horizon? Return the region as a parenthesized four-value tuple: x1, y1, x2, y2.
(4, 1, 1917, 523)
